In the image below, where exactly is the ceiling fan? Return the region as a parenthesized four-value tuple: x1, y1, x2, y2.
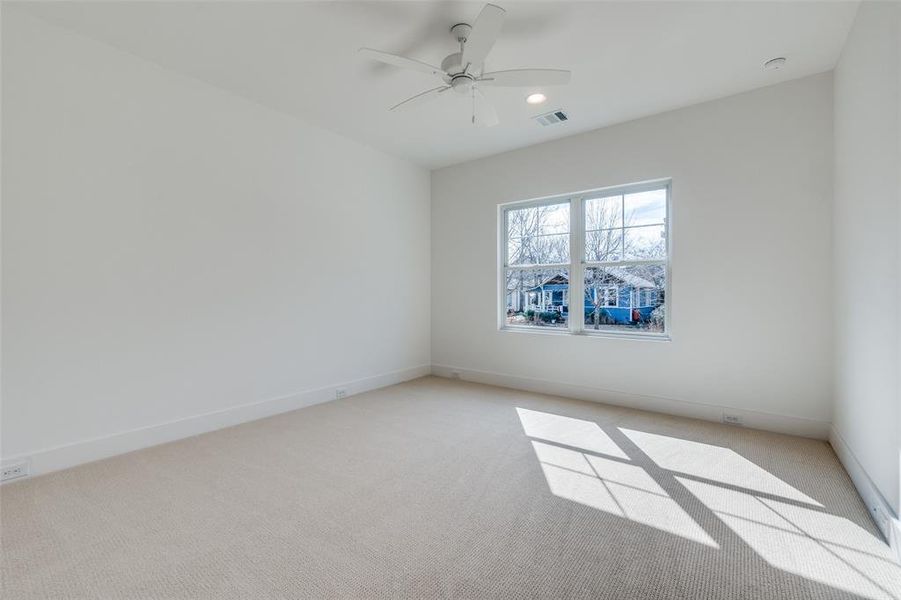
(359, 3, 571, 127)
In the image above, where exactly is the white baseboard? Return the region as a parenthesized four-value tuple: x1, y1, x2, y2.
(1, 364, 431, 482)
(829, 426, 901, 563)
(431, 364, 831, 440)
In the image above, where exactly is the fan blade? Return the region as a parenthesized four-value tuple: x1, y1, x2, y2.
(358, 48, 446, 78)
(478, 69, 571, 87)
(472, 88, 499, 127)
(462, 4, 506, 71)
(390, 86, 451, 112)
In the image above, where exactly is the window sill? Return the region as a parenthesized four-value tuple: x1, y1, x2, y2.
(499, 325, 670, 342)
(580, 329, 671, 342)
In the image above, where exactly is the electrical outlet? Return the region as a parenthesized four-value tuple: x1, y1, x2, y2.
(722, 413, 743, 426)
(1, 460, 29, 482)
(335, 388, 347, 400)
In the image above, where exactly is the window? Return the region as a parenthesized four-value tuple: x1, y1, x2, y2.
(500, 180, 669, 337)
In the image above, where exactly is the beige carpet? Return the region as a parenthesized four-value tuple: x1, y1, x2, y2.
(2, 376, 900, 599)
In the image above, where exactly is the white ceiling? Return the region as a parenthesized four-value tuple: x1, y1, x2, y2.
(16, 1, 858, 169)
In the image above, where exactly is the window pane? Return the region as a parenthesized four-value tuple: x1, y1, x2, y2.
(624, 189, 666, 226)
(508, 233, 570, 265)
(585, 228, 623, 262)
(507, 202, 570, 236)
(506, 202, 570, 265)
(583, 264, 665, 333)
(586, 187, 668, 262)
(623, 224, 666, 260)
(584, 195, 622, 230)
(505, 268, 570, 329)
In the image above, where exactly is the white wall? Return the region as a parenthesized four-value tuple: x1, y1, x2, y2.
(832, 1, 901, 519)
(432, 74, 834, 437)
(1, 10, 431, 473)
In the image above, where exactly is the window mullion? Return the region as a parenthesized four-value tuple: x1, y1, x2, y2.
(569, 197, 584, 335)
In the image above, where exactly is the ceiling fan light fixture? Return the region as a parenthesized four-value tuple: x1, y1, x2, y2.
(526, 92, 547, 105)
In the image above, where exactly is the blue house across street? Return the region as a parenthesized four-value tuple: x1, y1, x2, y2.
(510, 270, 661, 324)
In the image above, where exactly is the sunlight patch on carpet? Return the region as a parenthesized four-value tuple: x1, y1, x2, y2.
(620, 428, 822, 506)
(678, 477, 901, 600)
(516, 407, 627, 458)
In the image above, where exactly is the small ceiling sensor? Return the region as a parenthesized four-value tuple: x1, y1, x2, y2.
(526, 92, 547, 105)
(764, 57, 787, 71)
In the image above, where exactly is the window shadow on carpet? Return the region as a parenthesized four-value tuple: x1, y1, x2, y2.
(516, 406, 901, 600)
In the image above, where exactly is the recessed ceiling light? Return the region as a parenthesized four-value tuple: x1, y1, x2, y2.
(526, 93, 547, 105)
(763, 57, 787, 71)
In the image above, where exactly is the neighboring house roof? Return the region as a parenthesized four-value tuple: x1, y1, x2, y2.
(602, 267, 656, 289)
(539, 273, 569, 287)
(525, 270, 656, 292)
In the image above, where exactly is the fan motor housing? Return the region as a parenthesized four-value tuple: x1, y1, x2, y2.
(442, 52, 475, 94)
(441, 52, 465, 76)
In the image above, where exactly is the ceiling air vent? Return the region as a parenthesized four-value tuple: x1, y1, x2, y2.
(533, 110, 569, 126)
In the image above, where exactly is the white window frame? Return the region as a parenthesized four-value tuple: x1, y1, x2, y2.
(497, 179, 671, 340)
